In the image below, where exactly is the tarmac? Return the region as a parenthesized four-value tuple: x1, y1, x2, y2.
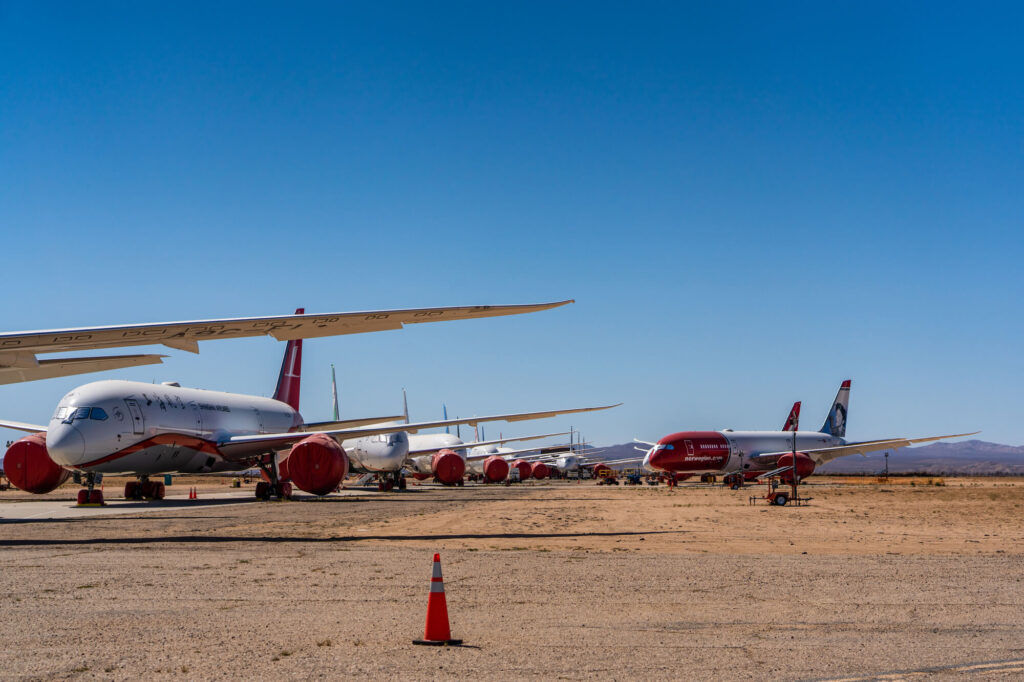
(1, 477, 1022, 680)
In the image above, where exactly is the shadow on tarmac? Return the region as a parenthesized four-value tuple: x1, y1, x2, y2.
(0, 529, 686, 547)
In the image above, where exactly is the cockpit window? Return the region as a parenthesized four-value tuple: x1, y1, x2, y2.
(654, 443, 674, 451)
(54, 406, 69, 420)
(62, 407, 103, 424)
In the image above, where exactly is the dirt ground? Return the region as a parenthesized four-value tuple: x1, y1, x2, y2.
(2, 476, 1023, 680)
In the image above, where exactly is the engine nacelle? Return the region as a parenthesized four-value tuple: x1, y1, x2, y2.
(510, 459, 532, 480)
(777, 452, 816, 482)
(530, 461, 550, 480)
(431, 449, 465, 485)
(4, 433, 71, 494)
(482, 455, 509, 483)
(412, 472, 431, 481)
(287, 434, 348, 496)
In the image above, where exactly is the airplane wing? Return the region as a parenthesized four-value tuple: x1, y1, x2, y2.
(0, 419, 48, 434)
(301, 415, 407, 431)
(748, 431, 980, 466)
(218, 404, 620, 459)
(0, 300, 572, 383)
(0, 354, 167, 385)
(411, 432, 569, 458)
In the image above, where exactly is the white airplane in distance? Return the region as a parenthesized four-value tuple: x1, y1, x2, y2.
(322, 382, 597, 491)
(0, 300, 573, 384)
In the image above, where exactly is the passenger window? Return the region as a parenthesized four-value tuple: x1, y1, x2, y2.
(90, 407, 108, 421)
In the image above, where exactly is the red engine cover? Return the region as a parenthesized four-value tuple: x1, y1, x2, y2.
(482, 455, 509, 483)
(592, 463, 614, 479)
(4, 433, 70, 494)
(288, 434, 348, 496)
(530, 461, 550, 480)
(412, 472, 431, 481)
(431, 449, 465, 485)
(510, 459, 532, 480)
(777, 452, 816, 482)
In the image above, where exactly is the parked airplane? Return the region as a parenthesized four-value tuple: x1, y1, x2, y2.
(0, 300, 572, 384)
(642, 381, 976, 486)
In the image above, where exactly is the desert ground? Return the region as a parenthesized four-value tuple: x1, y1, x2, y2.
(2, 476, 1023, 680)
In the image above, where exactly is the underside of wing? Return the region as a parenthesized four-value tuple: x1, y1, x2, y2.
(0, 301, 574, 355)
(0, 354, 166, 385)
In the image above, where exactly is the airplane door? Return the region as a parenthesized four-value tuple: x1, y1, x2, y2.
(187, 402, 203, 437)
(123, 399, 145, 435)
(684, 440, 695, 456)
(253, 408, 264, 434)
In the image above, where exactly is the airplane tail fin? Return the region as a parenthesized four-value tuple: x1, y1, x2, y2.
(330, 363, 339, 420)
(819, 380, 851, 438)
(443, 404, 448, 434)
(273, 307, 304, 411)
(782, 401, 801, 432)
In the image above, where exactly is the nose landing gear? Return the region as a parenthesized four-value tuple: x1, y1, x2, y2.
(76, 472, 105, 506)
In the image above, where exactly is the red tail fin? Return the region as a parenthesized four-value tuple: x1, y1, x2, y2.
(782, 401, 801, 432)
(273, 308, 304, 411)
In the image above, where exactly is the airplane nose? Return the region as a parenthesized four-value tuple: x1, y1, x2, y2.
(46, 425, 86, 465)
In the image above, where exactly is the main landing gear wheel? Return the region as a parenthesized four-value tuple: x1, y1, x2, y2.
(398, 476, 407, 490)
(125, 481, 141, 500)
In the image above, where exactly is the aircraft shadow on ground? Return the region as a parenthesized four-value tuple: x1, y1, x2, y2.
(0, 529, 686, 547)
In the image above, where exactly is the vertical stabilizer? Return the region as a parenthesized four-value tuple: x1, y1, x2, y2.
(402, 388, 409, 424)
(443, 404, 449, 434)
(820, 380, 851, 438)
(273, 307, 304, 412)
(330, 363, 339, 420)
(782, 401, 801, 432)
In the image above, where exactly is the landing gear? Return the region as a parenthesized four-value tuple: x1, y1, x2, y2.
(124, 477, 164, 500)
(256, 455, 290, 500)
(77, 472, 105, 506)
(377, 471, 407, 492)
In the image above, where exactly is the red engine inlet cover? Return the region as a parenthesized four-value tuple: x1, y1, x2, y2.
(431, 449, 465, 485)
(412, 472, 431, 481)
(530, 461, 550, 480)
(511, 459, 532, 480)
(482, 455, 509, 483)
(777, 452, 816, 482)
(288, 434, 348, 496)
(4, 433, 71, 494)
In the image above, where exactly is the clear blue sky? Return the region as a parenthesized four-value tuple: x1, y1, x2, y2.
(2, 2, 1022, 447)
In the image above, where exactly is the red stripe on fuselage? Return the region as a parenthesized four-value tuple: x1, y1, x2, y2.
(76, 433, 222, 469)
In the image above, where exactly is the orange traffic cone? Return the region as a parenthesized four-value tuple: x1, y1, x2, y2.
(413, 553, 462, 646)
(188, 487, 196, 500)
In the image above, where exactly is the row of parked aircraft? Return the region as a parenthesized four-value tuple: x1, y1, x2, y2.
(0, 301, 618, 503)
(0, 301, 975, 503)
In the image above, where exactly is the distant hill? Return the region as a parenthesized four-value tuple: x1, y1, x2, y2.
(595, 440, 1024, 475)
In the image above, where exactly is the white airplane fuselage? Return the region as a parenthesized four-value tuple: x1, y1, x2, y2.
(407, 433, 467, 475)
(45, 380, 302, 475)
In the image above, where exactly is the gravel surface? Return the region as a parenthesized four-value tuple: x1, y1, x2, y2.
(2, 478, 1022, 680)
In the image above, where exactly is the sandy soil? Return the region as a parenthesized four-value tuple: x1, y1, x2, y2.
(2, 477, 1023, 680)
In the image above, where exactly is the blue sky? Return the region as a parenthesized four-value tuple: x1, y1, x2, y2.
(2, 2, 1022, 447)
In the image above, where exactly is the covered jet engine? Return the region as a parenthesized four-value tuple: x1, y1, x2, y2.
(530, 461, 550, 480)
(510, 459, 532, 481)
(4, 433, 71, 494)
(482, 455, 509, 483)
(431, 449, 466, 485)
(287, 434, 349, 496)
(777, 452, 816, 483)
(411, 472, 432, 481)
